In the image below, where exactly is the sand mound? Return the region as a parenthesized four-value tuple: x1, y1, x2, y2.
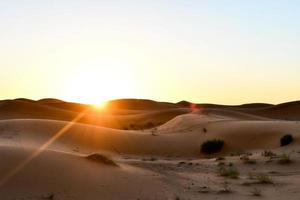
(0, 99, 76, 120)
(86, 153, 118, 167)
(1, 114, 300, 157)
(199, 108, 271, 120)
(0, 146, 169, 200)
(248, 100, 300, 120)
(106, 98, 180, 110)
(37, 98, 88, 112)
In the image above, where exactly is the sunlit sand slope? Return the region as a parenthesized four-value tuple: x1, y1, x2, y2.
(0, 115, 299, 157)
(0, 146, 170, 200)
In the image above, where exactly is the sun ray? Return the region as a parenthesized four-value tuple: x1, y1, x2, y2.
(0, 108, 91, 187)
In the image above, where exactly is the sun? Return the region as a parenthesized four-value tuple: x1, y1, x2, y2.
(60, 59, 140, 105)
(91, 101, 108, 110)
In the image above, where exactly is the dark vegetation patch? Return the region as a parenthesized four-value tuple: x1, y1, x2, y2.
(86, 153, 118, 167)
(218, 165, 239, 179)
(201, 139, 224, 154)
(280, 134, 293, 146)
(277, 153, 292, 164)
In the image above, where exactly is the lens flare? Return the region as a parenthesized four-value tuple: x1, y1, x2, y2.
(91, 101, 107, 110)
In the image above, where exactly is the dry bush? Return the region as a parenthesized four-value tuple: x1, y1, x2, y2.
(218, 166, 239, 179)
(218, 181, 232, 194)
(240, 155, 256, 164)
(86, 153, 118, 167)
(256, 174, 273, 184)
(243, 173, 273, 185)
(277, 153, 292, 164)
(280, 134, 293, 146)
(201, 139, 224, 154)
(262, 150, 276, 157)
(251, 188, 262, 196)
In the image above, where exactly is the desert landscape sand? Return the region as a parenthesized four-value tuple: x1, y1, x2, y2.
(0, 98, 300, 200)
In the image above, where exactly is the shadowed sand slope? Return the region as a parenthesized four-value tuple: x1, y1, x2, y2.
(197, 100, 300, 120)
(0, 146, 170, 200)
(247, 100, 300, 120)
(106, 99, 180, 110)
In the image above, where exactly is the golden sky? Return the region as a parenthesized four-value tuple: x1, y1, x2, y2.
(1, 1, 300, 104)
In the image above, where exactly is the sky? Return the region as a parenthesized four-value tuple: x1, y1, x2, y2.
(1, 0, 300, 105)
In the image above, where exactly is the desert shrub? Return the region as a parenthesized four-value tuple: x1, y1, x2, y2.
(262, 150, 276, 157)
(43, 193, 54, 200)
(277, 153, 292, 164)
(243, 173, 273, 185)
(256, 174, 273, 184)
(280, 134, 293, 146)
(216, 156, 225, 161)
(201, 139, 224, 154)
(218, 181, 232, 194)
(240, 155, 256, 164)
(251, 188, 262, 196)
(218, 166, 239, 179)
(86, 153, 118, 167)
(243, 173, 274, 186)
(229, 150, 250, 157)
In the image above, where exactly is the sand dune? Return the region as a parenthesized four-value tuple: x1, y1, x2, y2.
(0, 146, 170, 200)
(1, 98, 300, 199)
(0, 99, 190, 130)
(0, 115, 299, 157)
(197, 100, 300, 120)
(106, 98, 180, 110)
(246, 100, 300, 120)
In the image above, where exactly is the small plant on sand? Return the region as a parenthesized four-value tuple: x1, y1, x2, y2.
(277, 153, 292, 164)
(218, 166, 239, 179)
(262, 150, 276, 157)
(86, 153, 118, 167)
(218, 181, 232, 194)
(280, 134, 293, 146)
(217, 161, 226, 167)
(201, 139, 224, 154)
(251, 188, 262, 196)
(216, 156, 225, 161)
(243, 173, 273, 185)
(240, 155, 256, 164)
(256, 174, 273, 184)
(42, 193, 54, 200)
(230, 150, 251, 157)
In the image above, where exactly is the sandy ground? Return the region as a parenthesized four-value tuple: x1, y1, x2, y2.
(0, 99, 300, 199)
